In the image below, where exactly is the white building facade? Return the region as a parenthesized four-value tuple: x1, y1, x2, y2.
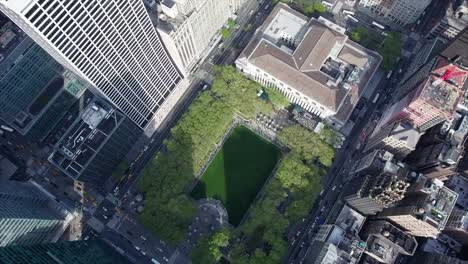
(241, 63, 337, 118)
(0, 0, 184, 129)
(358, 0, 431, 27)
(157, 0, 246, 72)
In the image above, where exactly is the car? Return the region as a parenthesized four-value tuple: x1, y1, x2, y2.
(140, 235, 147, 241)
(141, 251, 146, 256)
(134, 246, 140, 251)
(102, 207, 108, 212)
(103, 215, 108, 219)
(332, 185, 337, 191)
(249, 9, 254, 15)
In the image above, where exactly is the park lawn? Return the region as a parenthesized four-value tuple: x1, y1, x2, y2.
(191, 125, 282, 226)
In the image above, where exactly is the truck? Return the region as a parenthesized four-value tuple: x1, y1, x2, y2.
(151, 258, 161, 264)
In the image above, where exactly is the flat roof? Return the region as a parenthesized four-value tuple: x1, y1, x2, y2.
(49, 99, 124, 178)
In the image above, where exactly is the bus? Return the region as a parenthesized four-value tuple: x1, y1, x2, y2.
(372, 93, 380, 104)
(347, 15, 358, 23)
(342, 10, 355, 16)
(371, 21, 385, 30)
(0, 125, 13, 133)
(322, 1, 334, 7)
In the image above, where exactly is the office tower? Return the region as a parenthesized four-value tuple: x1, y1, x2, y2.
(381, 58, 465, 132)
(364, 122, 423, 159)
(441, 26, 468, 67)
(48, 97, 141, 188)
(360, 220, 418, 264)
(406, 123, 465, 181)
(0, 1, 184, 129)
(378, 175, 458, 238)
(0, 181, 72, 247)
(302, 206, 366, 264)
(235, 3, 381, 130)
(157, 0, 244, 73)
(402, 37, 447, 83)
(428, 1, 468, 41)
(366, 56, 466, 158)
(357, 0, 431, 28)
(344, 172, 408, 215)
(0, 20, 88, 142)
(0, 240, 131, 264)
(347, 150, 409, 215)
(351, 149, 397, 176)
(444, 208, 468, 245)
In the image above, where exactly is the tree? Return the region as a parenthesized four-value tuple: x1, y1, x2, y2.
(313, 2, 327, 13)
(227, 18, 235, 29)
(191, 228, 231, 264)
(221, 28, 231, 40)
(378, 32, 402, 72)
(351, 26, 369, 43)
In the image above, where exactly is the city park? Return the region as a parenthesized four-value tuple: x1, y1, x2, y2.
(137, 66, 337, 263)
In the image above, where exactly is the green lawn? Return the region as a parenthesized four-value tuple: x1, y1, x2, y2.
(191, 126, 282, 226)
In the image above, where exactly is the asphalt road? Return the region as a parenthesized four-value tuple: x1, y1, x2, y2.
(114, 0, 268, 202)
(284, 59, 410, 263)
(86, 1, 272, 263)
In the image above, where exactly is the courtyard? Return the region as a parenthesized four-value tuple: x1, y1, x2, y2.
(191, 125, 282, 226)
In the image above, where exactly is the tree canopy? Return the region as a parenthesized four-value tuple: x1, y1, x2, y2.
(137, 66, 335, 262)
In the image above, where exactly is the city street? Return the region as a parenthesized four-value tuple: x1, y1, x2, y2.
(284, 59, 411, 264)
(80, 0, 273, 263)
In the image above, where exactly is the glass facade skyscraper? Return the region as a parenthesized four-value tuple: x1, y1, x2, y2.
(0, 181, 67, 247)
(0, 36, 87, 142)
(0, 0, 184, 129)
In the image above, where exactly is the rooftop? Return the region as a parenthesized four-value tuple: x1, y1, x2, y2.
(447, 208, 468, 231)
(441, 26, 468, 67)
(389, 122, 423, 150)
(361, 221, 418, 264)
(443, 0, 468, 31)
(49, 99, 124, 179)
(237, 3, 381, 122)
(407, 176, 459, 231)
(418, 75, 463, 114)
(446, 174, 468, 210)
(0, 18, 27, 66)
(335, 205, 366, 236)
(306, 224, 366, 264)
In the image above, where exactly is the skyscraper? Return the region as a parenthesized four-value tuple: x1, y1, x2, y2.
(344, 172, 409, 215)
(377, 175, 458, 238)
(0, 181, 72, 247)
(0, 0, 184, 129)
(48, 97, 141, 188)
(357, 0, 431, 28)
(0, 240, 130, 264)
(441, 26, 468, 67)
(0, 33, 88, 142)
(365, 56, 466, 158)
